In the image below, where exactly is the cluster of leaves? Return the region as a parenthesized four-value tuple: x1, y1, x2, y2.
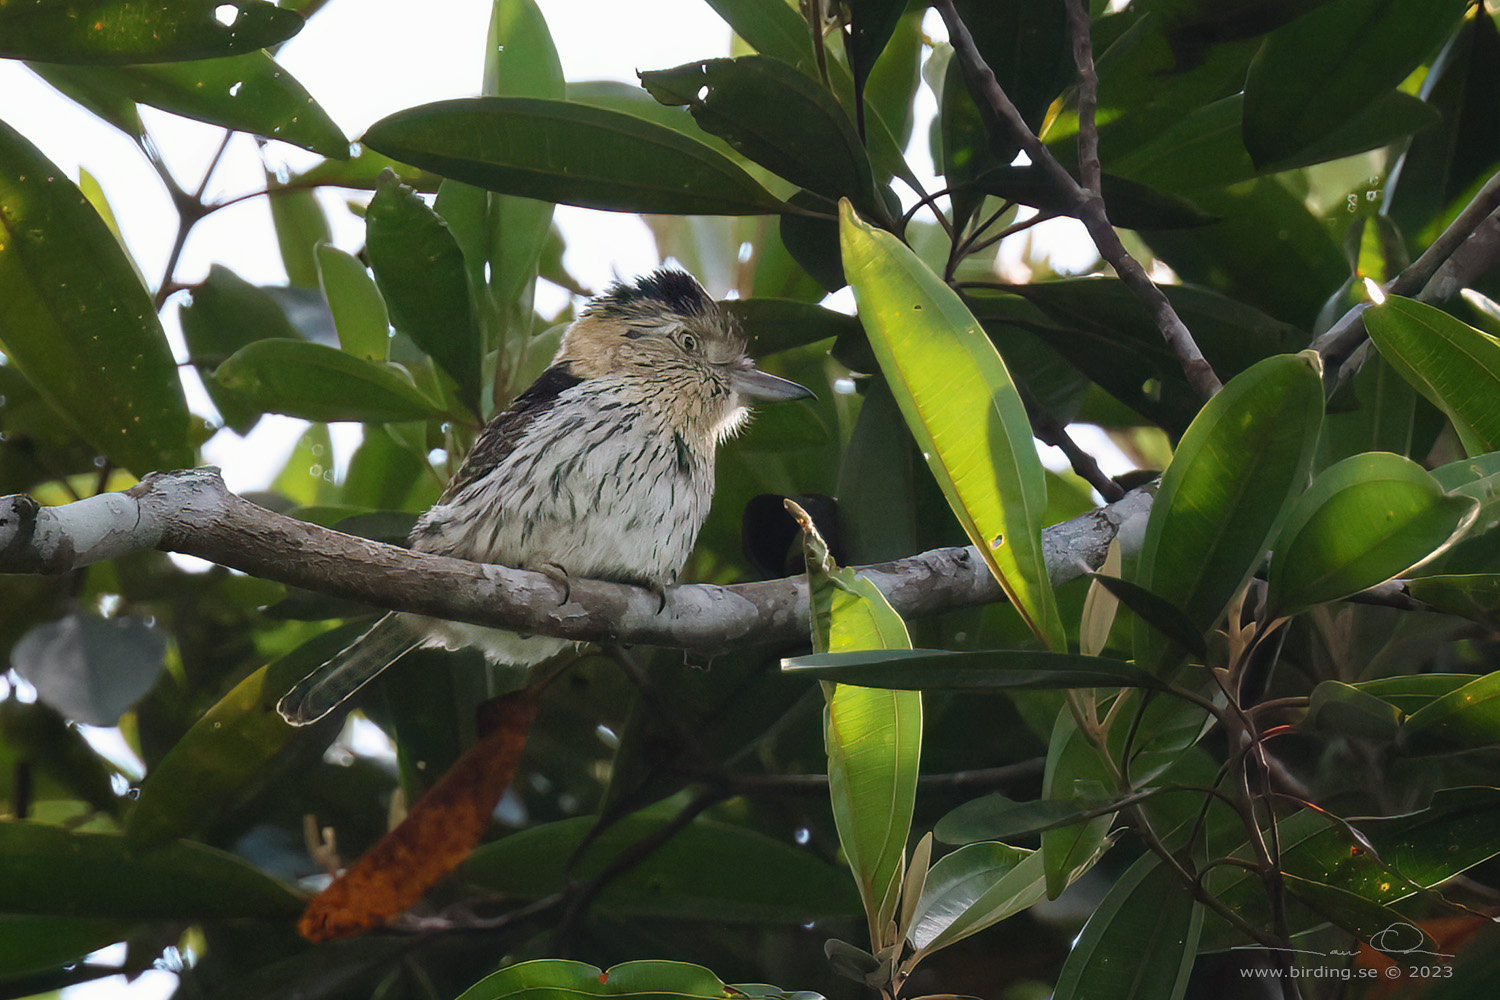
(6, 1, 1500, 1000)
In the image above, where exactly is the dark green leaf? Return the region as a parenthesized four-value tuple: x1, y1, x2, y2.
(1087, 575, 1208, 658)
(1281, 873, 1441, 969)
(211, 340, 446, 423)
(1242, 0, 1467, 169)
(1052, 855, 1202, 1000)
(125, 625, 360, 847)
(640, 56, 876, 208)
(723, 297, 861, 356)
(1135, 352, 1325, 675)
(294, 147, 442, 193)
(1399, 670, 1500, 755)
(0, 822, 302, 918)
(699, 0, 818, 74)
(933, 793, 1128, 844)
(1305, 681, 1403, 740)
(0, 916, 126, 979)
(0, 119, 192, 473)
(362, 98, 791, 216)
(1366, 296, 1500, 457)
(31, 53, 348, 159)
(0, 0, 303, 63)
(366, 172, 482, 413)
(782, 649, 1168, 691)
(1407, 574, 1500, 631)
(1348, 673, 1477, 715)
(460, 812, 859, 922)
(179, 265, 303, 434)
(845, 0, 908, 122)
(971, 166, 1217, 230)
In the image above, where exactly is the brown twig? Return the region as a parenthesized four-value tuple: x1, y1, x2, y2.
(933, 0, 1223, 400)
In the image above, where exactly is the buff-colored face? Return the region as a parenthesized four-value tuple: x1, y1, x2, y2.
(554, 271, 812, 442)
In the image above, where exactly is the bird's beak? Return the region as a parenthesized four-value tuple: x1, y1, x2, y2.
(730, 363, 816, 402)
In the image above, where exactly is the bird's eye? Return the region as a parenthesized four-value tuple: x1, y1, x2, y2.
(680, 333, 699, 354)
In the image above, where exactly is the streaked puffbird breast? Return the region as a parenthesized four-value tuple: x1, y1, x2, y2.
(415, 377, 714, 587)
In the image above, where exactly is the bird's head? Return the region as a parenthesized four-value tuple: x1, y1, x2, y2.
(555, 270, 812, 444)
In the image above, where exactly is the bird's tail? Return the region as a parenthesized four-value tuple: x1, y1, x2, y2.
(277, 614, 422, 726)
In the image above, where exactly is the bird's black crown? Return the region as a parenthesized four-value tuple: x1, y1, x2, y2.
(592, 269, 715, 320)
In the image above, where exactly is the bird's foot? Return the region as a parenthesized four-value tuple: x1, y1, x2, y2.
(537, 562, 572, 605)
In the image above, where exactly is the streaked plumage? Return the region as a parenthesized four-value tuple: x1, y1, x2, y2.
(277, 270, 811, 725)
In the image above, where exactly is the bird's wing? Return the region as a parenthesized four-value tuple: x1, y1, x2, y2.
(442, 364, 584, 499)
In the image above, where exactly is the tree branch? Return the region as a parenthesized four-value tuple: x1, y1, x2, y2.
(0, 469, 1155, 652)
(1313, 167, 1500, 382)
(933, 0, 1223, 400)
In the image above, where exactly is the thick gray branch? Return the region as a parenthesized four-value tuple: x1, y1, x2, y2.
(0, 469, 1154, 651)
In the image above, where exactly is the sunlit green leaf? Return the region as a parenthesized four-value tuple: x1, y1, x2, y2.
(1366, 296, 1500, 457)
(0, 0, 303, 63)
(1399, 670, 1500, 755)
(316, 244, 389, 361)
(0, 119, 192, 473)
(1135, 351, 1324, 675)
(906, 843, 1044, 955)
(840, 200, 1063, 649)
(1268, 452, 1478, 615)
(362, 98, 792, 216)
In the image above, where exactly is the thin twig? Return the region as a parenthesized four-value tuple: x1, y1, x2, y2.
(933, 0, 1223, 400)
(1064, 0, 1102, 198)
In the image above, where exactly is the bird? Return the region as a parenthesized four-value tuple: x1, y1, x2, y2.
(277, 269, 813, 726)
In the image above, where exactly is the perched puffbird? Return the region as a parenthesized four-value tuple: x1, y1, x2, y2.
(277, 270, 812, 725)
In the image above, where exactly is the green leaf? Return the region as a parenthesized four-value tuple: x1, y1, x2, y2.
(1407, 574, 1500, 630)
(971, 166, 1216, 230)
(1041, 715, 1115, 899)
(906, 843, 1046, 955)
(933, 793, 1128, 844)
(1268, 452, 1478, 615)
(723, 297, 862, 356)
(456, 958, 819, 1000)
(1242, 0, 1467, 169)
(0, 119, 192, 474)
(0, 0, 303, 63)
(1115, 90, 1439, 192)
(1281, 873, 1442, 969)
(699, 0, 817, 74)
(267, 182, 330, 289)
(1052, 855, 1203, 1000)
(0, 916, 127, 979)
(1399, 670, 1500, 755)
(316, 244, 389, 361)
(362, 98, 792, 216)
(178, 265, 302, 434)
(1135, 351, 1325, 675)
(1347, 673, 1478, 715)
(365, 171, 482, 412)
(782, 649, 1168, 692)
(845, 0, 907, 114)
(212, 340, 446, 423)
(125, 626, 361, 847)
(640, 57, 876, 209)
(460, 811, 859, 922)
(1305, 681, 1403, 741)
(1086, 575, 1207, 658)
(1366, 295, 1500, 457)
(839, 200, 1062, 649)
(0, 822, 302, 918)
(792, 502, 920, 942)
(31, 53, 348, 159)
